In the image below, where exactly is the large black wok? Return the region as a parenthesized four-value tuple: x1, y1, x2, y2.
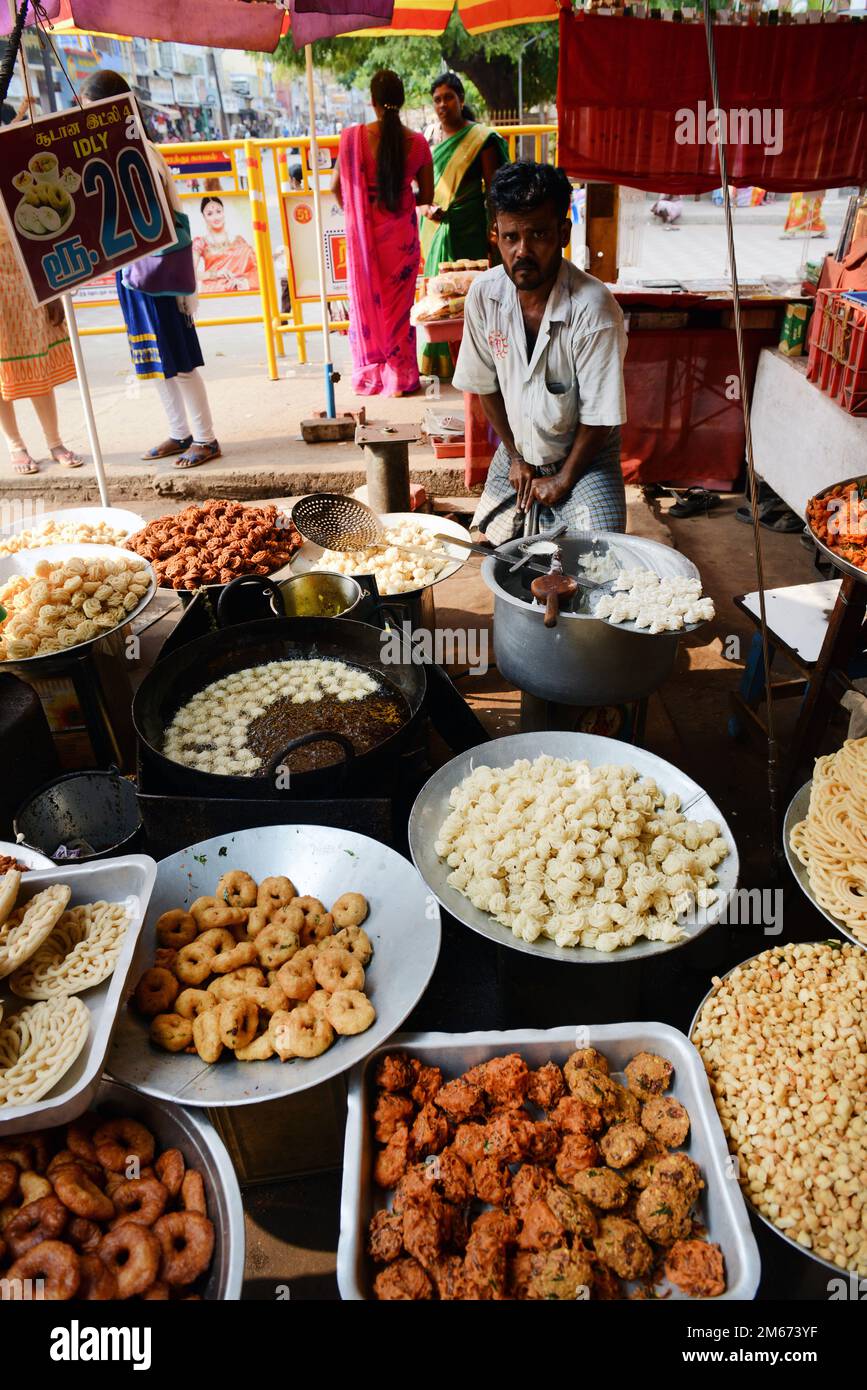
(132, 617, 426, 799)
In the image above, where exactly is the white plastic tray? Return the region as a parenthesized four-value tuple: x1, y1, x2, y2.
(338, 1023, 761, 1301)
(0, 855, 157, 1134)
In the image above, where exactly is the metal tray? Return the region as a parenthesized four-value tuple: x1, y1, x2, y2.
(291, 512, 471, 596)
(409, 730, 739, 965)
(0, 543, 157, 668)
(85, 1077, 244, 1299)
(0, 855, 157, 1134)
(805, 474, 867, 585)
(689, 945, 865, 1280)
(337, 1023, 761, 1301)
(783, 780, 866, 950)
(0, 505, 145, 550)
(107, 824, 441, 1108)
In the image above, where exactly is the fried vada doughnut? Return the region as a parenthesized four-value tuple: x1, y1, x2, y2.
(209, 940, 258, 975)
(155, 909, 197, 949)
(245, 982, 289, 1014)
(149, 1013, 193, 1053)
(97, 1223, 160, 1299)
(155, 1149, 185, 1200)
(236, 1031, 275, 1061)
(284, 1003, 334, 1058)
(5, 1194, 68, 1257)
(111, 1177, 168, 1228)
(19, 1171, 52, 1204)
(331, 926, 373, 966)
(154, 947, 178, 972)
(8, 1240, 80, 1299)
(218, 997, 258, 1051)
(245, 906, 271, 938)
(0, 1161, 18, 1204)
(256, 876, 296, 912)
(141, 1280, 170, 1300)
(78, 1252, 118, 1300)
(255, 915, 302, 969)
(133, 966, 179, 1018)
(215, 870, 258, 909)
(275, 954, 315, 1002)
(53, 1163, 115, 1223)
(67, 1217, 102, 1253)
(47, 1150, 103, 1186)
(181, 1170, 207, 1216)
(190, 896, 246, 932)
(268, 1009, 297, 1060)
(207, 967, 266, 1001)
(307, 989, 330, 1017)
(292, 897, 333, 947)
(93, 1118, 155, 1174)
(154, 1210, 214, 1287)
(192, 1008, 223, 1064)
(313, 947, 364, 994)
(326, 988, 375, 1036)
(175, 988, 216, 1019)
(331, 892, 369, 929)
(175, 928, 235, 985)
(16, 1132, 50, 1172)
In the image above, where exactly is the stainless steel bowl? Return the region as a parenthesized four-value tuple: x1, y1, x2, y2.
(90, 1078, 245, 1299)
(689, 943, 866, 1281)
(783, 781, 866, 951)
(278, 571, 363, 619)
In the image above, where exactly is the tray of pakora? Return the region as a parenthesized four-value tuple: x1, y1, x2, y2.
(337, 1024, 760, 1301)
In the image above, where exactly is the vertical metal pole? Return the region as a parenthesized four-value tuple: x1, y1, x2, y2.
(305, 43, 335, 417)
(7, 0, 110, 507)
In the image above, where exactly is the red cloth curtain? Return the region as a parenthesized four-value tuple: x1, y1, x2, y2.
(558, 13, 867, 193)
(70, 0, 284, 51)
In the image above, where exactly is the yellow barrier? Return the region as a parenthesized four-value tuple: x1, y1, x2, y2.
(72, 126, 558, 383)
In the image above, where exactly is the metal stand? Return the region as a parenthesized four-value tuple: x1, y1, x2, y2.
(355, 421, 418, 514)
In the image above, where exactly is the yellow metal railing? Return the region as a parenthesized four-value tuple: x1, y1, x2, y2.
(72, 125, 558, 381)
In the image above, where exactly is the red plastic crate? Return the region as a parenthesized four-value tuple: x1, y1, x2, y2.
(805, 290, 867, 414)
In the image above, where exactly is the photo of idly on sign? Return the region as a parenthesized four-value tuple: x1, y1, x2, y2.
(12, 155, 81, 239)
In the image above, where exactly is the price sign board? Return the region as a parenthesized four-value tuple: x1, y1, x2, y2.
(285, 191, 346, 299)
(0, 95, 176, 306)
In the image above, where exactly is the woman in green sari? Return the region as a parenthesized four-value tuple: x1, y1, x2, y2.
(419, 73, 508, 380)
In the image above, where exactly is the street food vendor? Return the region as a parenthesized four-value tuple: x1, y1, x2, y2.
(453, 162, 627, 543)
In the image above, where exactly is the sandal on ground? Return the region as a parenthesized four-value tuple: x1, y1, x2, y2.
(50, 446, 83, 470)
(173, 440, 222, 469)
(668, 487, 722, 519)
(141, 435, 192, 461)
(735, 500, 803, 532)
(11, 450, 39, 476)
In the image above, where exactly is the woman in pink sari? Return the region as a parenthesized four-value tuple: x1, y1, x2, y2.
(334, 70, 433, 396)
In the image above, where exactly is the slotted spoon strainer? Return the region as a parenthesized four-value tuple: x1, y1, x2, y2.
(291, 494, 452, 563)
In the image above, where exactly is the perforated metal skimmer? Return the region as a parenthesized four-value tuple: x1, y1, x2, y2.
(290, 493, 451, 563)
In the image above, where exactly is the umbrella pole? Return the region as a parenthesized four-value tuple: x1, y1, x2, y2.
(304, 43, 336, 418)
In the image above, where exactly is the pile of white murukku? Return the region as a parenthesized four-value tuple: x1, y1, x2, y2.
(9, 900, 130, 1000)
(789, 737, 867, 945)
(0, 872, 129, 1106)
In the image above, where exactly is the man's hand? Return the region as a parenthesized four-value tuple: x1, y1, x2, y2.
(530, 471, 573, 508)
(508, 455, 535, 512)
(46, 300, 66, 329)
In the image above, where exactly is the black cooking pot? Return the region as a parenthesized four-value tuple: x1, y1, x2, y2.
(132, 616, 426, 799)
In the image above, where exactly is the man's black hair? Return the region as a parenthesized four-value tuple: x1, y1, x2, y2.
(489, 161, 573, 222)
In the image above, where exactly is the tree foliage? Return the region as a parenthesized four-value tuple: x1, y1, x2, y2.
(273, 12, 558, 116)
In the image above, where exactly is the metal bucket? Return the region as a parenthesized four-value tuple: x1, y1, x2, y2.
(13, 769, 143, 864)
(481, 534, 692, 706)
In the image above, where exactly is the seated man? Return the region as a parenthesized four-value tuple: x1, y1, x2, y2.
(454, 161, 627, 544)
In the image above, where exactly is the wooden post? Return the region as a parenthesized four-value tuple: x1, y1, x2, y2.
(585, 183, 620, 282)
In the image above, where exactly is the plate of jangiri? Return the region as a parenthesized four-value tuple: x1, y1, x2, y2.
(107, 825, 442, 1107)
(0, 856, 156, 1136)
(409, 731, 739, 965)
(0, 1078, 243, 1301)
(337, 1024, 760, 1301)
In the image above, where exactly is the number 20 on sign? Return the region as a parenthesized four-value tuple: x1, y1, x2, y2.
(0, 94, 176, 306)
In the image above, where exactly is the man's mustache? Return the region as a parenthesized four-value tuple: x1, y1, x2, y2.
(512, 259, 539, 272)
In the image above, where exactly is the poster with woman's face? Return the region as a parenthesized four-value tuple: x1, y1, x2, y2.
(189, 194, 260, 296)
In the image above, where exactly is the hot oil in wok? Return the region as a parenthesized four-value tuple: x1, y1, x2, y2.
(245, 666, 408, 773)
